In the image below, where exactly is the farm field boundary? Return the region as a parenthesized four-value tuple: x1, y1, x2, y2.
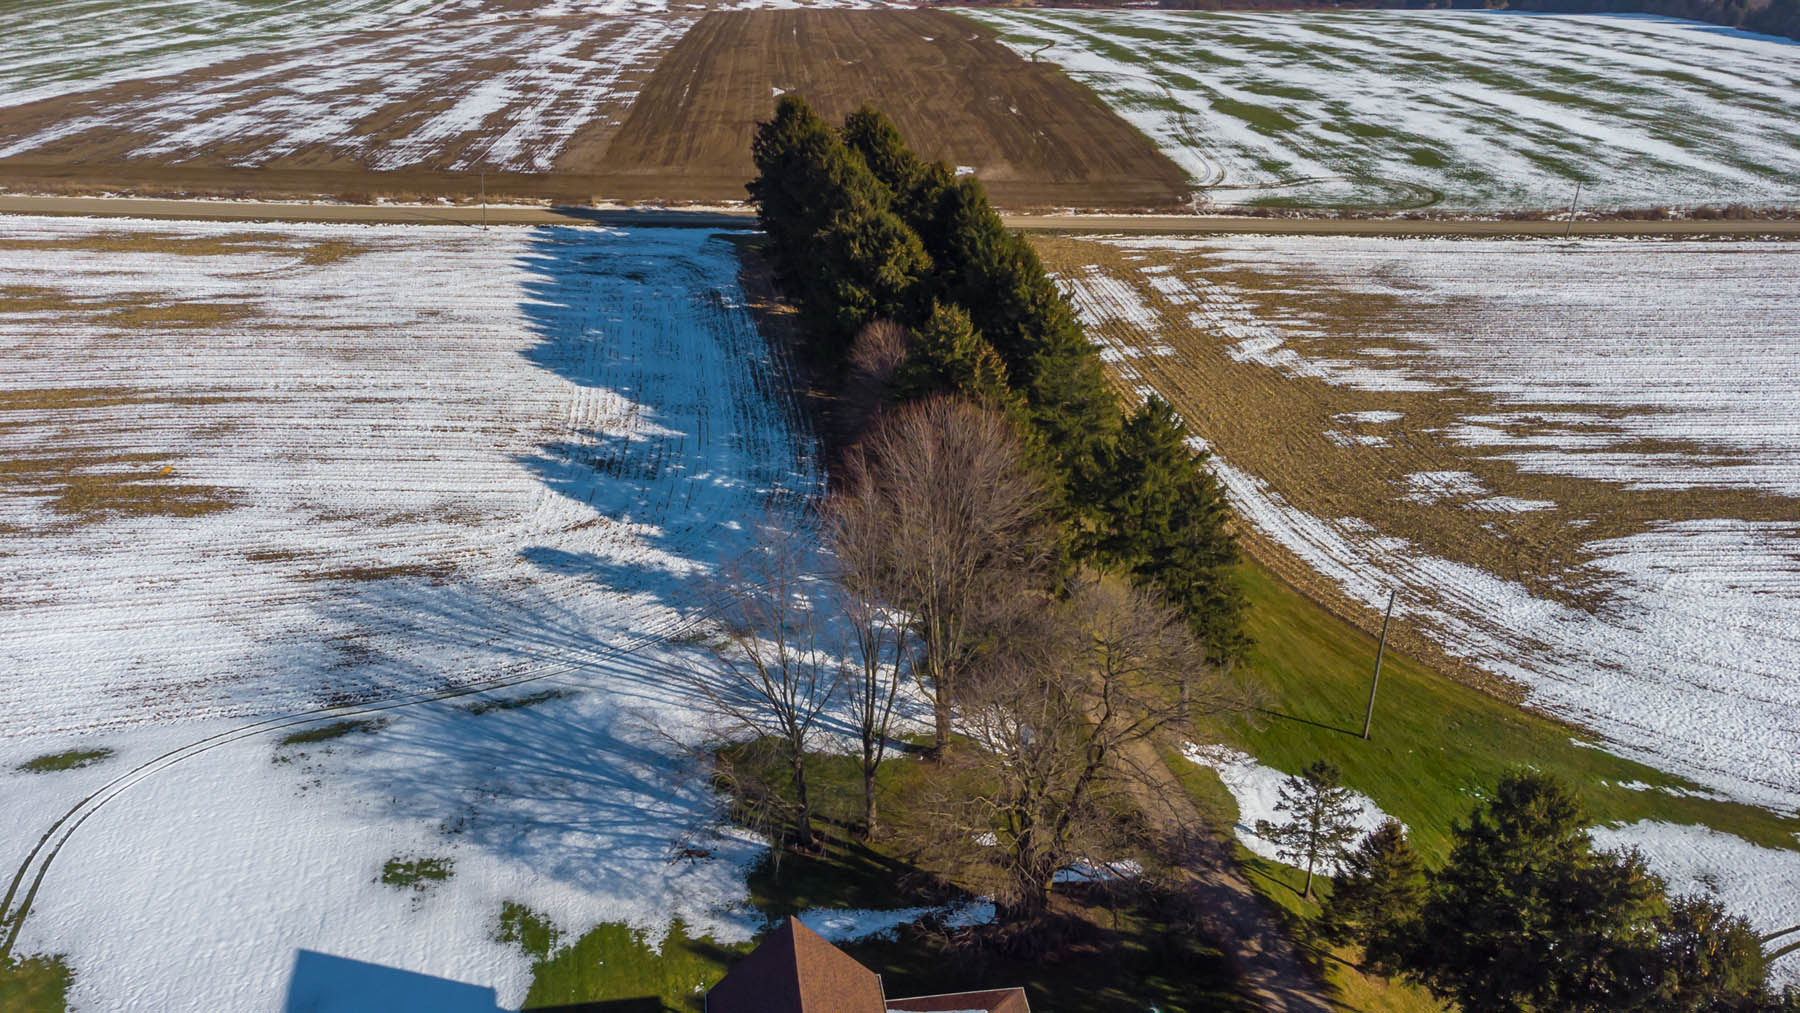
(10, 195, 1800, 236)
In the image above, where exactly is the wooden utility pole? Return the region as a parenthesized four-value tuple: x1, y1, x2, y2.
(1362, 589, 1397, 740)
(1564, 180, 1582, 240)
(480, 170, 487, 231)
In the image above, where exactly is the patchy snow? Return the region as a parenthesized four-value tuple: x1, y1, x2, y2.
(1181, 743, 1401, 874)
(968, 8, 1800, 210)
(1057, 234, 1800, 816)
(1402, 470, 1488, 504)
(0, 13, 692, 172)
(1593, 821, 1800, 986)
(0, 215, 839, 1009)
(1205, 449, 1800, 817)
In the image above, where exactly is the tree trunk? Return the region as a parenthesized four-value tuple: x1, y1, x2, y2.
(932, 680, 953, 757)
(1302, 861, 1315, 901)
(862, 767, 878, 836)
(790, 750, 813, 848)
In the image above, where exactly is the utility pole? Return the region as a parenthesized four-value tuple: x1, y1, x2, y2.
(1362, 589, 1397, 740)
(1564, 179, 1582, 240)
(480, 170, 487, 231)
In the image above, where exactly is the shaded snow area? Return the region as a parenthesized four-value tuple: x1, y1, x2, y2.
(969, 8, 1800, 210)
(1594, 822, 1800, 986)
(1062, 236, 1800, 817)
(1181, 744, 1400, 874)
(0, 216, 866, 1009)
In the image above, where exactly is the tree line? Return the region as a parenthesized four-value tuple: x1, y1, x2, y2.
(746, 95, 1247, 666)
(676, 96, 1261, 932)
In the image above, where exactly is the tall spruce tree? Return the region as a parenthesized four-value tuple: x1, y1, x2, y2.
(1095, 398, 1246, 663)
(746, 96, 931, 352)
(1256, 760, 1363, 900)
(1408, 770, 1668, 1012)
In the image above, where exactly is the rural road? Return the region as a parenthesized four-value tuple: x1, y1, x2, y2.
(4, 194, 1799, 237)
(1119, 734, 1336, 1013)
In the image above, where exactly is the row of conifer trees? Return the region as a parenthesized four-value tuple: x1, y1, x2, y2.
(746, 95, 1247, 662)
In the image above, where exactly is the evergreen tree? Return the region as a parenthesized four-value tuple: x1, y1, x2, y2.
(892, 301, 1016, 409)
(1093, 398, 1246, 662)
(1407, 770, 1668, 1012)
(746, 95, 841, 273)
(1323, 818, 1425, 968)
(746, 96, 931, 353)
(1255, 760, 1363, 900)
(1648, 894, 1769, 1013)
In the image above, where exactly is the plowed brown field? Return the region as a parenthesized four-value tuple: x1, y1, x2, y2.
(597, 9, 1192, 210)
(0, 9, 1193, 211)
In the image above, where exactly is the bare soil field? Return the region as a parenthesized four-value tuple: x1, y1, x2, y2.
(1034, 233, 1800, 811)
(0, 8, 1191, 210)
(597, 9, 1191, 209)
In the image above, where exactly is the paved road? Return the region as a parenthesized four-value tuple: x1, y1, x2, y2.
(4, 194, 1798, 236)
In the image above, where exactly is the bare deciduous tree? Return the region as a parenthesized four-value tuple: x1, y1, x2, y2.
(823, 490, 911, 836)
(839, 319, 909, 442)
(687, 523, 844, 849)
(839, 396, 1052, 757)
(899, 579, 1244, 925)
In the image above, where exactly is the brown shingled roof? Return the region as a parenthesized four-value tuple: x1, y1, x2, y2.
(705, 917, 888, 1013)
(886, 987, 1031, 1013)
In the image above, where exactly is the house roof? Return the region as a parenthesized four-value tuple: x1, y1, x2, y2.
(705, 917, 888, 1013)
(886, 987, 1031, 1013)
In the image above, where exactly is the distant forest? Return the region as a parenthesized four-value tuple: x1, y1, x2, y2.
(1149, 0, 1800, 42)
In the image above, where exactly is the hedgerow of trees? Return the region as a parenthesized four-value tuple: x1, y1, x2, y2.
(747, 95, 1247, 667)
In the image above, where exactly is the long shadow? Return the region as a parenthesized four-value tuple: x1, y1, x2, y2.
(1254, 707, 1363, 740)
(211, 225, 833, 1004)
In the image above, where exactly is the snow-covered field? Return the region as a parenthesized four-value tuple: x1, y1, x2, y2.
(969, 8, 1800, 210)
(0, 215, 856, 1009)
(1054, 235, 1800, 817)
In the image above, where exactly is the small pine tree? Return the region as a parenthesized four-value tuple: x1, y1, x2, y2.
(893, 302, 1015, 408)
(1256, 760, 1363, 900)
(1321, 818, 1425, 967)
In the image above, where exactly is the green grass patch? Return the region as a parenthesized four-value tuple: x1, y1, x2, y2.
(0, 953, 71, 1013)
(275, 718, 385, 749)
(15, 747, 112, 773)
(463, 689, 567, 716)
(380, 855, 454, 893)
(1192, 563, 1800, 866)
(1211, 97, 1298, 137)
(501, 908, 746, 1012)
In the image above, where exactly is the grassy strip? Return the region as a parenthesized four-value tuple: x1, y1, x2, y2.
(0, 953, 72, 1013)
(275, 718, 385, 749)
(15, 748, 112, 773)
(504, 909, 743, 1012)
(1196, 563, 1800, 865)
